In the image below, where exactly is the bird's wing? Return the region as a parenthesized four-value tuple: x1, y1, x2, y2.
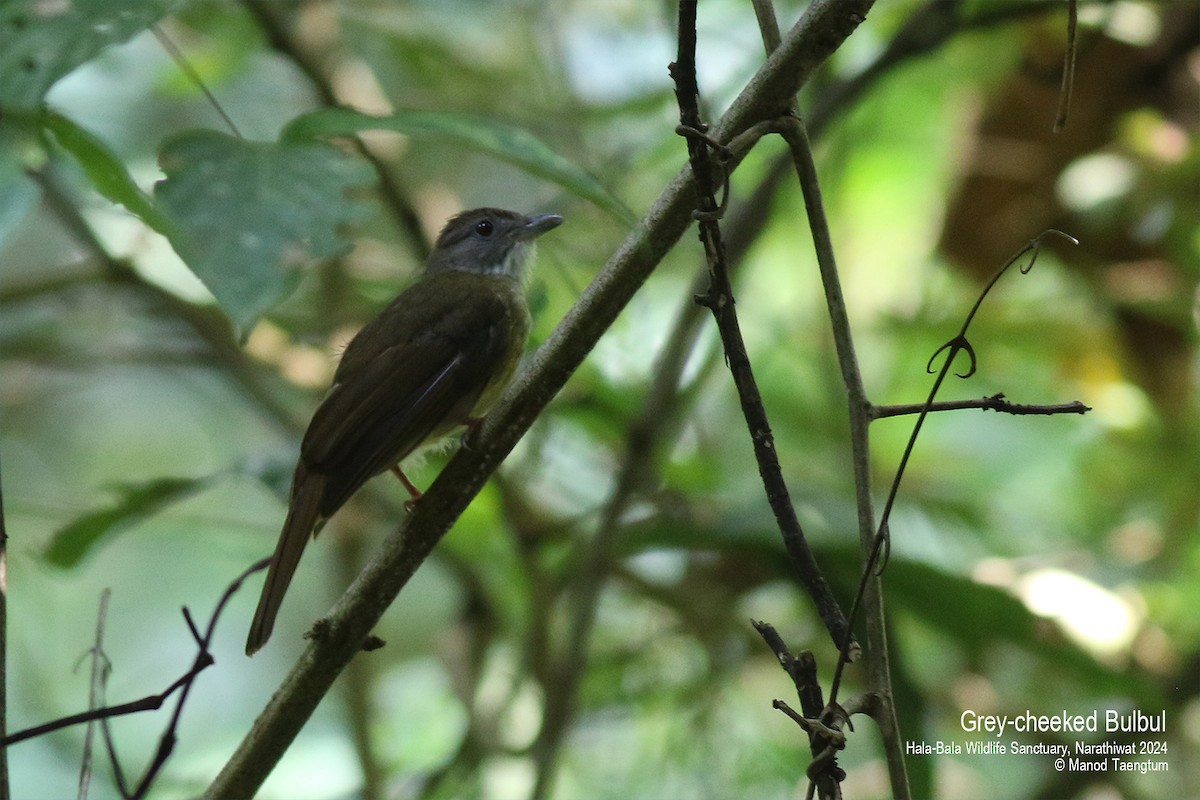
(301, 296, 513, 516)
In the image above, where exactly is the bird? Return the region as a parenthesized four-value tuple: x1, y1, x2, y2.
(246, 207, 563, 655)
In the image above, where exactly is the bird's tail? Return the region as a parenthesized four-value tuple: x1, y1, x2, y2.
(246, 463, 327, 655)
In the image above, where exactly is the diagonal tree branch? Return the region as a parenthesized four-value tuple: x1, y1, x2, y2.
(205, 2, 873, 795)
(671, 0, 852, 653)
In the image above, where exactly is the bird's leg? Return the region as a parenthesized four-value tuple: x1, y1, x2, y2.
(390, 465, 423, 510)
(460, 416, 485, 451)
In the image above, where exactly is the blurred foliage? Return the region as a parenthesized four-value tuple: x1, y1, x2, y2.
(0, 0, 181, 111)
(1, 1, 1198, 799)
(155, 128, 375, 332)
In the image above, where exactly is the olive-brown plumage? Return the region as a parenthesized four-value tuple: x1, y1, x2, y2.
(246, 208, 561, 655)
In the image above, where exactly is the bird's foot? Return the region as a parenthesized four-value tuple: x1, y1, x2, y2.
(391, 465, 424, 510)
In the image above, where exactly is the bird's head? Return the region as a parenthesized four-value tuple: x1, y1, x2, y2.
(425, 207, 563, 279)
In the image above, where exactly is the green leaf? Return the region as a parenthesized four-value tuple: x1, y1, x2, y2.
(41, 109, 171, 233)
(281, 107, 635, 225)
(154, 129, 376, 334)
(0, 119, 39, 250)
(0, 0, 180, 111)
(44, 477, 205, 567)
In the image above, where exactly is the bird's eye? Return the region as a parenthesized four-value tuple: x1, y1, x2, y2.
(474, 219, 494, 237)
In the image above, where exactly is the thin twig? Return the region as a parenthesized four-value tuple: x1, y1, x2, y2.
(79, 589, 113, 800)
(151, 24, 242, 138)
(873, 393, 1091, 419)
(1, 684, 186, 747)
(1, 558, 267, 800)
(1053, 0, 1078, 132)
(120, 560, 265, 800)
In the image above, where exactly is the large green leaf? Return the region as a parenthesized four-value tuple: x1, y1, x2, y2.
(44, 476, 206, 567)
(0, 0, 179, 110)
(154, 129, 376, 333)
(42, 109, 171, 233)
(281, 107, 635, 224)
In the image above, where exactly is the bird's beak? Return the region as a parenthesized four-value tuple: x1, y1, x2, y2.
(521, 213, 564, 238)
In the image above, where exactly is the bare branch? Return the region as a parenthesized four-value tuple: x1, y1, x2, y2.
(873, 393, 1091, 420)
(1, 559, 266, 800)
(1053, 0, 1079, 132)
